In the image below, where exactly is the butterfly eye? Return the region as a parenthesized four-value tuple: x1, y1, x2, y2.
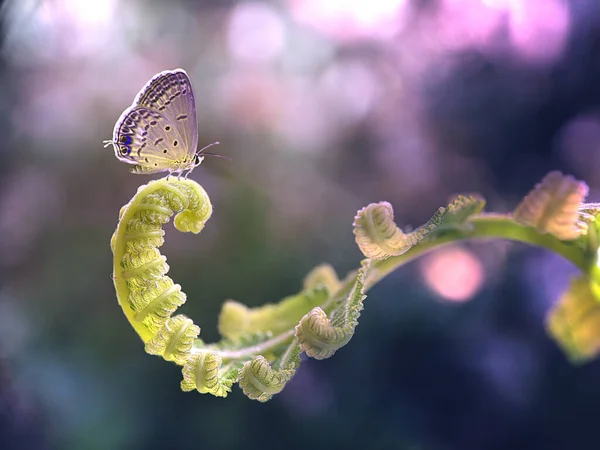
(120, 135, 132, 145)
(120, 146, 130, 155)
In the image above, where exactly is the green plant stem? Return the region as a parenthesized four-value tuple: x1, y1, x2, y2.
(203, 214, 588, 361)
(125, 210, 589, 364)
(201, 330, 296, 361)
(199, 214, 588, 361)
(369, 213, 587, 290)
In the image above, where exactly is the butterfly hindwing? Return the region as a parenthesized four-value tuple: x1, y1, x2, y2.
(113, 106, 189, 174)
(134, 69, 198, 160)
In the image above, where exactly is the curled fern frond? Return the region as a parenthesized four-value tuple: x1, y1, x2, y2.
(238, 345, 300, 402)
(112, 178, 211, 345)
(514, 171, 589, 240)
(303, 263, 341, 293)
(296, 259, 370, 359)
(547, 276, 600, 363)
(295, 307, 349, 359)
(353, 202, 418, 259)
(181, 352, 236, 397)
(111, 170, 599, 401)
(145, 315, 200, 365)
(353, 196, 485, 260)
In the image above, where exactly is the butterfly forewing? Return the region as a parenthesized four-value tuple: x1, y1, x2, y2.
(113, 106, 188, 173)
(134, 69, 198, 159)
(107, 68, 204, 176)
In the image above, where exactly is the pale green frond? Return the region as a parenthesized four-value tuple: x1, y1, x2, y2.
(303, 264, 341, 293)
(238, 348, 300, 402)
(181, 352, 236, 397)
(353, 196, 485, 260)
(547, 275, 600, 363)
(514, 171, 589, 240)
(435, 195, 486, 229)
(353, 202, 418, 259)
(144, 315, 200, 365)
(112, 178, 212, 343)
(296, 259, 369, 359)
(218, 286, 329, 341)
(110, 171, 600, 401)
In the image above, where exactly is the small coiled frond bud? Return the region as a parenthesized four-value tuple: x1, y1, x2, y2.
(295, 307, 351, 359)
(303, 264, 341, 293)
(173, 183, 213, 233)
(514, 171, 589, 240)
(217, 301, 250, 340)
(353, 196, 485, 260)
(238, 352, 299, 402)
(547, 276, 600, 363)
(353, 202, 418, 259)
(145, 315, 200, 365)
(181, 352, 236, 397)
(296, 260, 369, 359)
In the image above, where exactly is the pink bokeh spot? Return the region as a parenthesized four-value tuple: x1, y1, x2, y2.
(421, 246, 484, 303)
(434, 0, 570, 64)
(434, 0, 504, 51)
(289, 0, 407, 41)
(507, 0, 570, 63)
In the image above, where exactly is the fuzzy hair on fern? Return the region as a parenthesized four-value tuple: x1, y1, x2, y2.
(111, 171, 600, 402)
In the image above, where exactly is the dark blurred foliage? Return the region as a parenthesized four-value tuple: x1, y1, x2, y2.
(1, 0, 600, 449)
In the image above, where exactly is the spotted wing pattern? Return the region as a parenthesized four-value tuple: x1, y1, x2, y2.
(112, 106, 188, 174)
(134, 69, 198, 159)
(109, 69, 199, 175)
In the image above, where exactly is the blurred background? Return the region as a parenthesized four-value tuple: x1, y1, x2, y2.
(1, 0, 600, 449)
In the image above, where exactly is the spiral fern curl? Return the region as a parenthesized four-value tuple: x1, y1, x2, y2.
(111, 178, 371, 401)
(111, 172, 600, 401)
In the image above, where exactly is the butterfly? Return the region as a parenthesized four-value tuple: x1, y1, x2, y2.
(103, 68, 220, 178)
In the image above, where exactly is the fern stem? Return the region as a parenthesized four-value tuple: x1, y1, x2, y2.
(369, 213, 587, 290)
(204, 214, 588, 361)
(201, 330, 296, 361)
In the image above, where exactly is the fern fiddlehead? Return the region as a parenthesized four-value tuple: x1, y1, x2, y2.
(111, 177, 370, 400)
(111, 178, 211, 344)
(111, 171, 600, 401)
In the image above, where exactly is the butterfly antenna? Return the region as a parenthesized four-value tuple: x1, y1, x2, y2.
(202, 152, 232, 161)
(197, 141, 232, 162)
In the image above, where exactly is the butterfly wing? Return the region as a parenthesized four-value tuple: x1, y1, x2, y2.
(134, 69, 198, 161)
(112, 106, 189, 174)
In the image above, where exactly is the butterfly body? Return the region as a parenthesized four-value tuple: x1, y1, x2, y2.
(105, 69, 204, 177)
